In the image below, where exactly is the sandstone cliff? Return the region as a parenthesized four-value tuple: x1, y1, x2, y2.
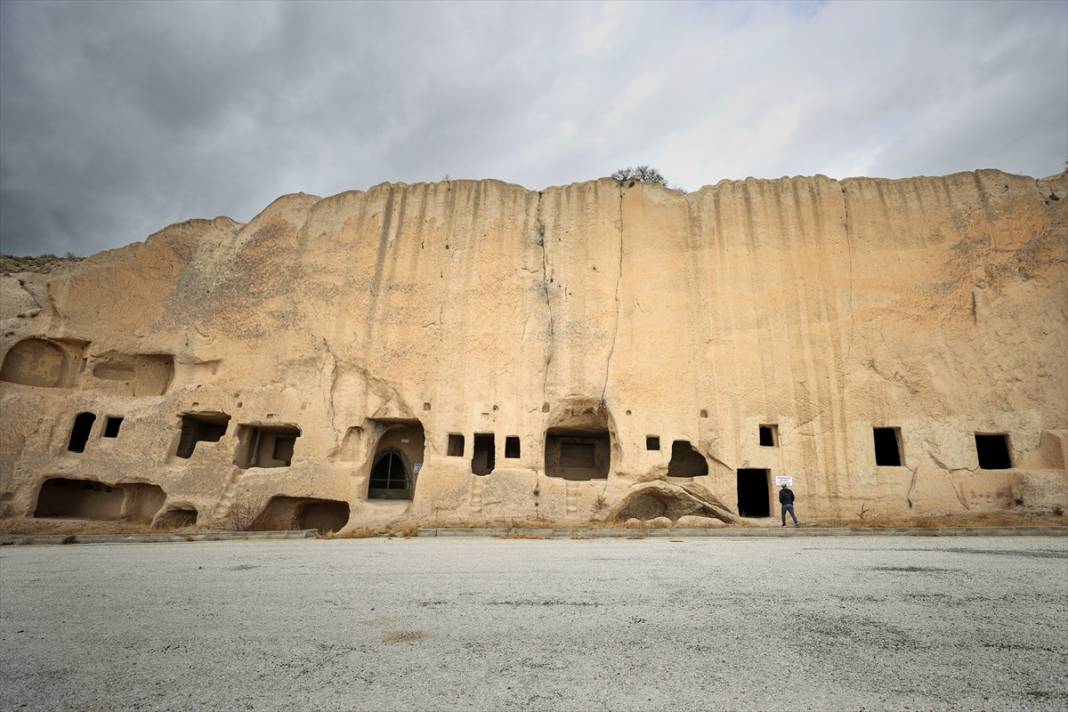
(1, 170, 1065, 532)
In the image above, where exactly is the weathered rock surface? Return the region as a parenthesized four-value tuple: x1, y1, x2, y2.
(1, 170, 1065, 532)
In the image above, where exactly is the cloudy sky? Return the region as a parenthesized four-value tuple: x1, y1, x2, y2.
(1, 1, 1065, 256)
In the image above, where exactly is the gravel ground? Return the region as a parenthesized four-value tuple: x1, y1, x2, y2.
(1, 536, 1066, 711)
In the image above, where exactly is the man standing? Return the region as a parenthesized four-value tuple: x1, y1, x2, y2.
(779, 484, 799, 527)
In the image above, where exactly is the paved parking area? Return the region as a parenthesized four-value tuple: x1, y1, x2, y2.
(2, 536, 1066, 711)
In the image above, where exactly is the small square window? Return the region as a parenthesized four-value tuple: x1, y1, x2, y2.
(873, 427, 902, 466)
(646, 436, 660, 451)
(235, 424, 300, 468)
(505, 436, 521, 459)
(103, 416, 124, 438)
(975, 433, 1012, 469)
(759, 425, 777, 447)
(447, 434, 464, 457)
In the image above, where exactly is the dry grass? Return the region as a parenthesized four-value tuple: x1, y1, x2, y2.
(3, 510, 1063, 539)
(226, 501, 260, 532)
(323, 522, 421, 540)
(0, 518, 166, 536)
(383, 630, 429, 644)
(803, 511, 1067, 529)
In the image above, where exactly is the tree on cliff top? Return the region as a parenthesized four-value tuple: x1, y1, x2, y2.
(612, 165, 667, 185)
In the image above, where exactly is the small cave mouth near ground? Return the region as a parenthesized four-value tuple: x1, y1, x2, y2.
(33, 478, 165, 523)
(153, 507, 199, 529)
(612, 482, 731, 523)
(736, 469, 771, 517)
(251, 496, 350, 534)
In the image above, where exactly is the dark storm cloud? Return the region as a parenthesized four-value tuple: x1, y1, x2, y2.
(1, 0, 1065, 256)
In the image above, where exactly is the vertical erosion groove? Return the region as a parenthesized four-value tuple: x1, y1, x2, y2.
(537, 191, 554, 395)
(601, 183, 625, 404)
(840, 182, 857, 363)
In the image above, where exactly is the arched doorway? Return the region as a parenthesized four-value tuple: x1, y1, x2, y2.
(368, 448, 412, 500)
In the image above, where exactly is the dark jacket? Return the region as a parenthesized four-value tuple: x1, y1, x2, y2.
(779, 487, 795, 505)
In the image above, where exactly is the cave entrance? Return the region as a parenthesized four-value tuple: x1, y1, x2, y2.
(34, 478, 123, 520)
(542, 399, 615, 481)
(366, 420, 425, 500)
(297, 500, 350, 534)
(369, 450, 411, 500)
(33, 478, 165, 523)
(667, 440, 709, 477)
(472, 433, 495, 475)
(250, 496, 350, 534)
(154, 507, 198, 529)
(736, 469, 771, 518)
(544, 430, 610, 480)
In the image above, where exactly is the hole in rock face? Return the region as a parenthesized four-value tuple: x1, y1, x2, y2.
(251, 497, 349, 534)
(759, 425, 777, 447)
(736, 469, 771, 517)
(667, 440, 708, 477)
(367, 421, 424, 500)
(235, 424, 300, 468)
(369, 450, 412, 499)
(121, 483, 167, 523)
(176, 413, 230, 458)
(873, 427, 902, 466)
(505, 436, 521, 459)
(67, 412, 96, 453)
(545, 430, 610, 480)
(472, 434, 495, 475)
(103, 416, 123, 438)
(0, 338, 73, 387)
(447, 434, 465, 457)
(700, 409, 708, 418)
(33, 478, 164, 523)
(297, 501, 349, 534)
(35, 478, 121, 519)
(646, 436, 660, 451)
(975, 433, 1012, 469)
(154, 507, 198, 529)
(543, 399, 614, 480)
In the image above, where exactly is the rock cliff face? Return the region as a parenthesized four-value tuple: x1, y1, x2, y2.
(1, 170, 1066, 531)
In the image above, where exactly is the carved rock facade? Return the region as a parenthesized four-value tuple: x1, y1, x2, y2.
(1, 170, 1065, 531)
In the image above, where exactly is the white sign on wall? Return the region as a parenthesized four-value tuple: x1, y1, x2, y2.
(775, 475, 793, 487)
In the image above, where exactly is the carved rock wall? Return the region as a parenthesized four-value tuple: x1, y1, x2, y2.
(1, 170, 1065, 529)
